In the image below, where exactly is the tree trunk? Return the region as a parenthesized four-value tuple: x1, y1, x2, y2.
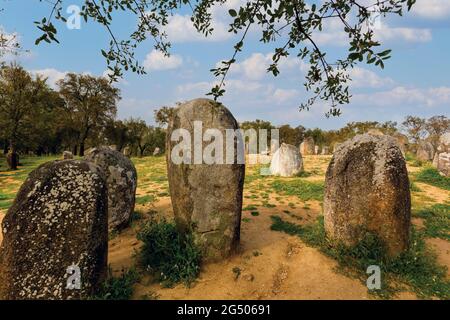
(79, 142, 85, 157)
(72, 145, 78, 156)
(7, 140, 18, 170)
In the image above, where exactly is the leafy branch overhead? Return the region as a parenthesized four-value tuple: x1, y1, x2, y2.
(34, 0, 417, 116)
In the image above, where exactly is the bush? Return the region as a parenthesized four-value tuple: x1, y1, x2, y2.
(94, 268, 140, 300)
(137, 219, 201, 288)
(415, 167, 450, 191)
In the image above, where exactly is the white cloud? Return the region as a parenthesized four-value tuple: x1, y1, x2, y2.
(143, 50, 183, 71)
(313, 17, 432, 46)
(228, 52, 308, 80)
(30, 68, 68, 89)
(164, 14, 231, 43)
(271, 89, 300, 104)
(375, 23, 432, 43)
(411, 0, 450, 19)
(354, 86, 450, 108)
(349, 67, 395, 88)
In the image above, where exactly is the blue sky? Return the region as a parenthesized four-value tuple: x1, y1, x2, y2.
(1, 0, 449, 129)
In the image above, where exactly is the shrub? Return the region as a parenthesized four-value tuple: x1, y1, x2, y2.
(137, 219, 201, 288)
(94, 268, 140, 300)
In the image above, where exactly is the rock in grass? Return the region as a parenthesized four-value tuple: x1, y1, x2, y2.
(85, 147, 137, 231)
(416, 141, 435, 162)
(270, 143, 303, 177)
(0, 160, 108, 299)
(166, 98, 245, 262)
(324, 134, 411, 257)
(300, 137, 315, 155)
(62, 151, 73, 160)
(6, 151, 18, 170)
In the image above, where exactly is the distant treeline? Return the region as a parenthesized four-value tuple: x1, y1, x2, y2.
(0, 64, 166, 159)
(0, 65, 449, 163)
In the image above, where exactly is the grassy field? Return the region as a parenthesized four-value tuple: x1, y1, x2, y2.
(0, 154, 449, 300)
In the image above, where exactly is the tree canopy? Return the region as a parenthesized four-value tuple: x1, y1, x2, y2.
(31, 0, 416, 116)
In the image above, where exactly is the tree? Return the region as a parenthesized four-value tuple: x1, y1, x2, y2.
(154, 105, 176, 128)
(125, 117, 150, 157)
(402, 116, 426, 146)
(0, 65, 58, 169)
(32, 0, 416, 116)
(57, 73, 120, 156)
(103, 119, 129, 152)
(278, 125, 305, 146)
(425, 115, 450, 149)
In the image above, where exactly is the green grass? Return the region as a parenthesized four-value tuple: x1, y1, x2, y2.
(270, 215, 450, 299)
(251, 211, 260, 217)
(137, 219, 201, 288)
(413, 204, 450, 240)
(243, 205, 258, 211)
(271, 179, 324, 201)
(93, 268, 140, 300)
(135, 195, 157, 205)
(409, 182, 421, 192)
(415, 167, 450, 191)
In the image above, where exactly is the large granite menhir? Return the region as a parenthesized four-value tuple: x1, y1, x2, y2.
(324, 134, 411, 257)
(166, 98, 245, 262)
(85, 147, 137, 231)
(0, 160, 108, 299)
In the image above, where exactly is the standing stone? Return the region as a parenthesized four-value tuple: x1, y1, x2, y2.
(436, 153, 450, 177)
(109, 145, 118, 151)
(324, 134, 411, 257)
(270, 143, 303, 177)
(416, 141, 435, 162)
(321, 146, 330, 155)
(62, 151, 73, 160)
(314, 145, 320, 155)
(0, 160, 108, 299)
(123, 146, 131, 157)
(333, 143, 342, 153)
(392, 133, 409, 155)
(6, 151, 18, 170)
(85, 147, 137, 231)
(300, 137, 315, 155)
(153, 147, 161, 156)
(166, 98, 245, 262)
(367, 128, 384, 136)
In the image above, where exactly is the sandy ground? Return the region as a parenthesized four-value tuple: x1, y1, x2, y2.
(0, 155, 448, 300)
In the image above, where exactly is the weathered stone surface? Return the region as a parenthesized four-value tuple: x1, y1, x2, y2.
(321, 146, 330, 155)
(300, 137, 315, 155)
(392, 133, 409, 155)
(270, 143, 303, 177)
(436, 152, 450, 177)
(153, 147, 161, 156)
(123, 147, 131, 157)
(438, 133, 450, 153)
(333, 143, 342, 153)
(85, 147, 137, 231)
(367, 128, 384, 136)
(314, 145, 320, 155)
(6, 151, 18, 170)
(62, 151, 73, 160)
(324, 134, 411, 257)
(416, 141, 435, 162)
(166, 98, 245, 262)
(0, 160, 108, 300)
